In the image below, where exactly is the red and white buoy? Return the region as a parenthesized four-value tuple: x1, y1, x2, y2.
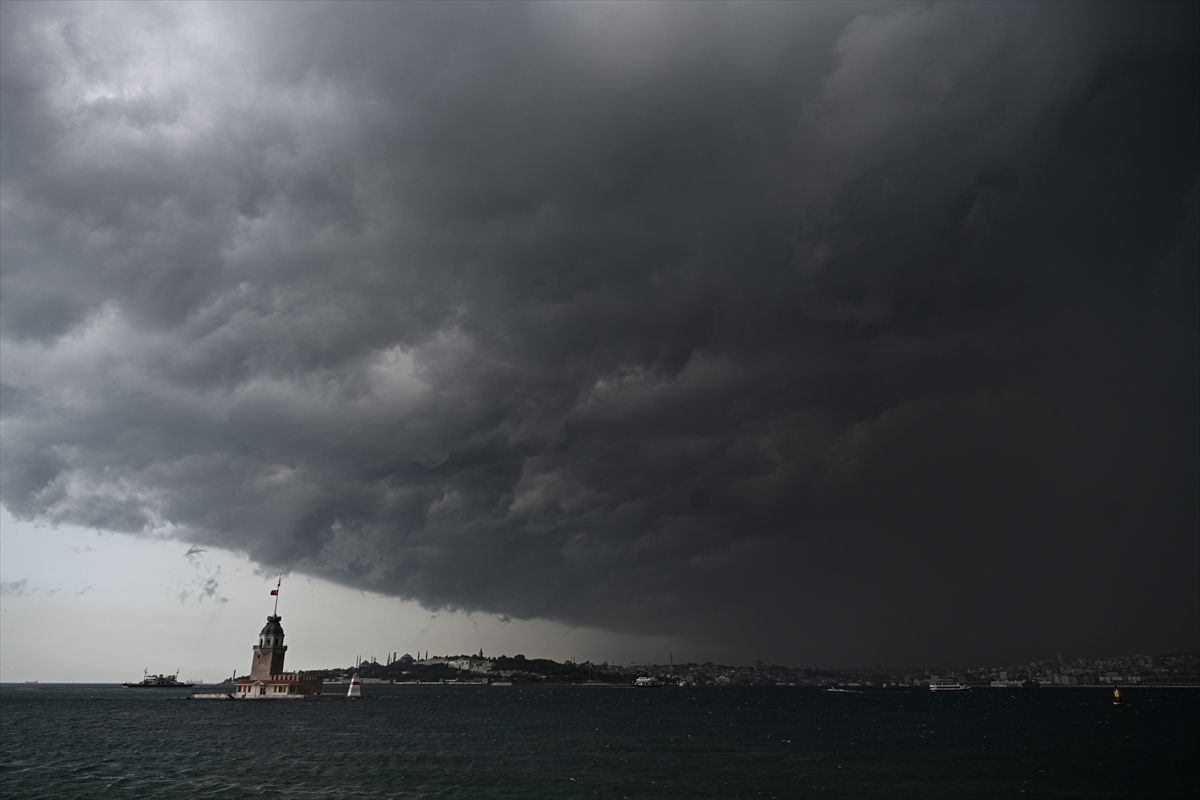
(347, 672, 362, 698)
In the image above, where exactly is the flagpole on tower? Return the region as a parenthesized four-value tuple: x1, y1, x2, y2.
(271, 576, 282, 615)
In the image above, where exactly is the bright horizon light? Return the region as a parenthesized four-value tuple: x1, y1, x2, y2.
(0, 509, 686, 683)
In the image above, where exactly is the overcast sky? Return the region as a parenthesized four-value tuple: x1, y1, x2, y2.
(1, 1, 1196, 677)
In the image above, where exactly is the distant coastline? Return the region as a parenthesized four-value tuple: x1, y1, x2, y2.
(5, 651, 1195, 688)
(194, 650, 1200, 689)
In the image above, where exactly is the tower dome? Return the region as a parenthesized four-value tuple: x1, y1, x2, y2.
(259, 617, 284, 637)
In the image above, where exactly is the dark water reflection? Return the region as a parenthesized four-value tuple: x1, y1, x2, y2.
(1, 684, 1196, 798)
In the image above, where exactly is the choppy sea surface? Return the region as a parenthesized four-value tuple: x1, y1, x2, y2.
(1, 683, 1196, 799)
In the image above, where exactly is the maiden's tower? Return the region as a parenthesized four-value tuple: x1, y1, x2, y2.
(233, 578, 322, 699)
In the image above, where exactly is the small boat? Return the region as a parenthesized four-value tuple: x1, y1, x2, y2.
(632, 676, 664, 687)
(122, 669, 194, 688)
(929, 681, 969, 692)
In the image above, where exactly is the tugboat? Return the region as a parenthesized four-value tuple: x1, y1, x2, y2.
(122, 669, 194, 688)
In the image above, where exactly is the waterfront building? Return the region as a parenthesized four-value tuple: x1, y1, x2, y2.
(233, 580, 321, 699)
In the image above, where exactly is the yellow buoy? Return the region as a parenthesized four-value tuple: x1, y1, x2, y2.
(1112, 687, 1121, 706)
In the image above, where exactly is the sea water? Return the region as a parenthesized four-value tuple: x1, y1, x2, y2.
(1, 684, 1195, 799)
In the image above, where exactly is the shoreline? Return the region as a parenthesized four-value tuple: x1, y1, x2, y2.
(4, 682, 1200, 689)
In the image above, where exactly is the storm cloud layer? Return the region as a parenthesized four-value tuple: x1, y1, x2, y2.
(1, 1, 1196, 666)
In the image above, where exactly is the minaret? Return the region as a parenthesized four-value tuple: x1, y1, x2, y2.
(250, 577, 287, 679)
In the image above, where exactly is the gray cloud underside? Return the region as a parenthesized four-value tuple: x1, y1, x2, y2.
(2, 1, 1196, 665)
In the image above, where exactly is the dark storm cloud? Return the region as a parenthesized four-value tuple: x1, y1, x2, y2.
(1, 1, 1196, 665)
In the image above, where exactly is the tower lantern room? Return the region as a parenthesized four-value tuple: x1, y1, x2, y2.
(250, 615, 288, 679)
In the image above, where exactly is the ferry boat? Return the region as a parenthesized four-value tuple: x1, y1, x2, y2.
(929, 681, 969, 692)
(122, 669, 194, 688)
(632, 676, 664, 687)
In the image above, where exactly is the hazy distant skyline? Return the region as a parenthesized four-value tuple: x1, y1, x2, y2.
(1, 1, 1196, 675)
